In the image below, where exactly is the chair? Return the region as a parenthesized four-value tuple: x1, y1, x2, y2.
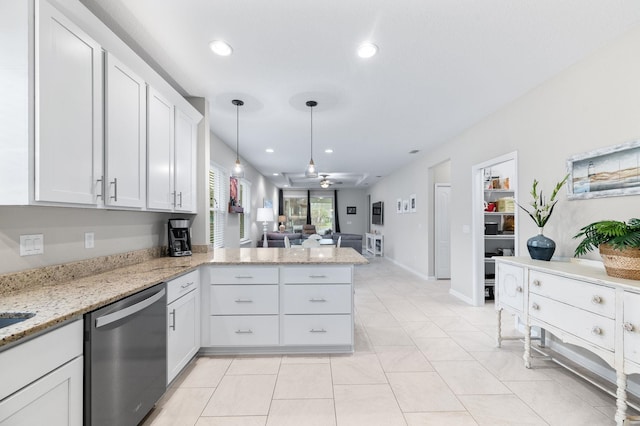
(307, 233, 322, 241)
(337, 236, 342, 248)
(302, 224, 317, 236)
(301, 238, 320, 248)
(284, 235, 291, 248)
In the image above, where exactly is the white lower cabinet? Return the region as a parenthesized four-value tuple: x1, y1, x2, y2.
(282, 315, 352, 346)
(0, 320, 83, 426)
(209, 315, 280, 346)
(623, 291, 640, 368)
(167, 270, 200, 384)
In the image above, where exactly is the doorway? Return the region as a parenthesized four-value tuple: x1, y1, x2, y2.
(435, 184, 451, 279)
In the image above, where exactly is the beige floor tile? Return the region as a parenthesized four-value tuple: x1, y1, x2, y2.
(280, 354, 330, 364)
(431, 361, 511, 395)
(430, 316, 480, 332)
(447, 330, 499, 352)
(334, 384, 406, 426)
(541, 365, 616, 407)
(414, 337, 474, 361)
(273, 364, 333, 399)
(366, 326, 415, 346)
(195, 417, 267, 426)
(359, 312, 402, 328)
(458, 394, 547, 425)
(331, 352, 387, 384)
(375, 346, 434, 372)
(143, 387, 214, 426)
(404, 412, 478, 426)
(178, 356, 233, 388)
(226, 356, 282, 375)
(505, 380, 614, 425)
(401, 321, 448, 339)
(266, 399, 336, 426)
(387, 372, 465, 412)
(471, 350, 552, 382)
(201, 375, 277, 416)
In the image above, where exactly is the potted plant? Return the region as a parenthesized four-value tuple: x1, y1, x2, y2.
(573, 218, 640, 280)
(518, 174, 568, 261)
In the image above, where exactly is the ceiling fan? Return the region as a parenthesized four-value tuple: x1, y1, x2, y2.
(319, 174, 333, 188)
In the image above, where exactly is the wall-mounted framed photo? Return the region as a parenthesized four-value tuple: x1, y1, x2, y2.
(396, 198, 403, 214)
(346, 206, 357, 215)
(567, 140, 640, 200)
(410, 194, 416, 213)
(403, 199, 409, 213)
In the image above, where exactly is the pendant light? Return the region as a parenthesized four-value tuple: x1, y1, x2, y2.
(231, 99, 245, 178)
(304, 100, 318, 178)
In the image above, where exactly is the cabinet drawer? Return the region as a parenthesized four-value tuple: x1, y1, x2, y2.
(167, 270, 199, 304)
(283, 315, 352, 346)
(210, 266, 279, 285)
(282, 266, 351, 284)
(283, 285, 352, 314)
(496, 262, 524, 312)
(623, 291, 640, 364)
(210, 285, 278, 315)
(529, 294, 615, 351)
(209, 315, 279, 346)
(529, 271, 615, 319)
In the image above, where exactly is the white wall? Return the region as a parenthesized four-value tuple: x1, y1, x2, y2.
(370, 24, 640, 298)
(336, 188, 368, 237)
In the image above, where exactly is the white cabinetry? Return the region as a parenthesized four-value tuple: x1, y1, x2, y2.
(104, 53, 146, 208)
(35, 0, 103, 206)
(0, 320, 83, 426)
(167, 270, 200, 384)
(623, 291, 640, 370)
(366, 233, 383, 256)
(173, 107, 197, 212)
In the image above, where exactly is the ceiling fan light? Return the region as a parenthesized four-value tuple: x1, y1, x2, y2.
(320, 180, 329, 189)
(209, 40, 233, 56)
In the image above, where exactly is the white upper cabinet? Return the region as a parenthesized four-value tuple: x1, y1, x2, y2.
(35, 0, 103, 205)
(174, 107, 197, 212)
(104, 53, 146, 209)
(147, 88, 175, 211)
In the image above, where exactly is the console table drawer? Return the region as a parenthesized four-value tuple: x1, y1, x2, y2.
(529, 271, 615, 319)
(282, 266, 352, 284)
(210, 267, 279, 285)
(496, 262, 524, 312)
(209, 315, 279, 346)
(210, 285, 279, 315)
(283, 284, 352, 314)
(529, 294, 615, 351)
(623, 291, 640, 364)
(283, 315, 352, 346)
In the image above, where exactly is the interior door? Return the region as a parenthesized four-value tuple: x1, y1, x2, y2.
(435, 184, 451, 279)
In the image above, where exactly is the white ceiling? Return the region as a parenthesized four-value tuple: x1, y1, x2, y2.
(81, 0, 640, 189)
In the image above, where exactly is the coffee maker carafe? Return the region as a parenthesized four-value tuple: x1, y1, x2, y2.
(168, 219, 192, 257)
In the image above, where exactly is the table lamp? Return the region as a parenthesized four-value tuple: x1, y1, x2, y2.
(278, 215, 286, 232)
(256, 208, 274, 248)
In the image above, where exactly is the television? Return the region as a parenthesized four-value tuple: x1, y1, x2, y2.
(372, 201, 384, 225)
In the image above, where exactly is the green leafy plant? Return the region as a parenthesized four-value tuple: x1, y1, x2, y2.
(518, 174, 568, 228)
(573, 218, 640, 256)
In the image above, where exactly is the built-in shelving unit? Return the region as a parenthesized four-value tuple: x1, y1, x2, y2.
(483, 187, 515, 299)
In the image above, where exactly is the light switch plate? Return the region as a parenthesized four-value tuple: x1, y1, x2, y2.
(20, 234, 44, 256)
(85, 232, 95, 249)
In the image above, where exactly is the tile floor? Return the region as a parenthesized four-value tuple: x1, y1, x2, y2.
(143, 257, 626, 426)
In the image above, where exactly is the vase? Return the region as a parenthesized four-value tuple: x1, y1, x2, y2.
(527, 227, 555, 261)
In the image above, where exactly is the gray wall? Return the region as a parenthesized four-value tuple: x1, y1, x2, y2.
(336, 188, 368, 237)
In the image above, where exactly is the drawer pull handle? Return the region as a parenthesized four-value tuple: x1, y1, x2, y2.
(516, 286, 523, 293)
(309, 275, 327, 278)
(532, 279, 541, 286)
(234, 275, 254, 279)
(309, 298, 327, 302)
(624, 322, 635, 332)
(180, 282, 194, 289)
(235, 329, 253, 334)
(169, 309, 176, 331)
(591, 295, 602, 304)
(235, 299, 253, 303)
(591, 326, 602, 335)
(309, 328, 327, 333)
(531, 303, 539, 310)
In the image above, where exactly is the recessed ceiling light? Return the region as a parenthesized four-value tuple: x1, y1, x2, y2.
(272, 173, 279, 176)
(266, 148, 274, 153)
(209, 40, 233, 56)
(284, 184, 289, 187)
(324, 149, 333, 154)
(357, 42, 378, 59)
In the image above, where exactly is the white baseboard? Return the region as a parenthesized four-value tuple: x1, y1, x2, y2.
(384, 256, 429, 280)
(449, 288, 474, 305)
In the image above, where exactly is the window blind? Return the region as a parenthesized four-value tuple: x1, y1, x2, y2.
(209, 165, 228, 248)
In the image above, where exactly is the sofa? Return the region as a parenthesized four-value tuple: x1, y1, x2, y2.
(259, 231, 363, 252)
(260, 232, 303, 248)
(331, 233, 363, 252)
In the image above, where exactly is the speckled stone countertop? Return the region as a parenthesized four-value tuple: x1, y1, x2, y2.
(0, 247, 367, 349)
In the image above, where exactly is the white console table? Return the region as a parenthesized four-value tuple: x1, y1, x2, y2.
(495, 257, 640, 426)
(366, 233, 383, 256)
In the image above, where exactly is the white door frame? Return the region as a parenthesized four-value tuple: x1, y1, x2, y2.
(434, 184, 451, 279)
(471, 151, 518, 306)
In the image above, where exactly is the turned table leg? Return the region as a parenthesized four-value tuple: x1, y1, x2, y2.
(615, 370, 627, 426)
(523, 324, 532, 369)
(496, 308, 502, 348)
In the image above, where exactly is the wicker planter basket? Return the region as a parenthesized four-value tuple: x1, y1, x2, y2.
(599, 243, 640, 280)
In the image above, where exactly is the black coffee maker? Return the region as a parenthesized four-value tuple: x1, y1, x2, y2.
(168, 219, 192, 257)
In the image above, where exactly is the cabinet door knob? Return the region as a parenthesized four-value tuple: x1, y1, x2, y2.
(531, 303, 539, 310)
(516, 286, 523, 293)
(624, 322, 635, 332)
(591, 326, 603, 335)
(591, 295, 602, 304)
(532, 279, 541, 286)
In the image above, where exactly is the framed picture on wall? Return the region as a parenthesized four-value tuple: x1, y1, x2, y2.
(263, 199, 273, 208)
(396, 199, 403, 214)
(403, 199, 409, 213)
(410, 194, 416, 213)
(346, 206, 357, 214)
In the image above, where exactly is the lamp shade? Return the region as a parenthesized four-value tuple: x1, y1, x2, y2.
(278, 215, 286, 223)
(256, 208, 274, 223)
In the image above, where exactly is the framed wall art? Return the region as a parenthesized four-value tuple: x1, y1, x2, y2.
(410, 194, 416, 213)
(403, 199, 409, 213)
(396, 198, 403, 214)
(567, 140, 640, 200)
(346, 206, 357, 215)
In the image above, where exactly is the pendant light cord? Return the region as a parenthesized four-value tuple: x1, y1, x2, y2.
(309, 104, 313, 161)
(236, 102, 240, 161)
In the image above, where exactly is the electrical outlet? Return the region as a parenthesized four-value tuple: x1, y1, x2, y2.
(85, 232, 95, 249)
(20, 234, 44, 256)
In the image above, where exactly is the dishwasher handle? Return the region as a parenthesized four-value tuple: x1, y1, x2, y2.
(95, 288, 166, 328)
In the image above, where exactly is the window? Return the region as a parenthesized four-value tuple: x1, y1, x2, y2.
(310, 195, 334, 234)
(283, 190, 334, 234)
(239, 179, 251, 242)
(209, 164, 228, 248)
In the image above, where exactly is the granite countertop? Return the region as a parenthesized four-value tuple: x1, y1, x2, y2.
(0, 247, 367, 349)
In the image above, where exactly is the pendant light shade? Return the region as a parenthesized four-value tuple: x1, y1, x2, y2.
(231, 99, 245, 178)
(305, 100, 318, 178)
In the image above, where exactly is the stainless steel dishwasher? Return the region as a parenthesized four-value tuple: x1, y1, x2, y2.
(84, 283, 167, 426)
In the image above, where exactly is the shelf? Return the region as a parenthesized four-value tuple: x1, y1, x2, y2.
(483, 211, 515, 215)
(484, 234, 514, 239)
(484, 189, 514, 193)
(485, 279, 495, 286)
